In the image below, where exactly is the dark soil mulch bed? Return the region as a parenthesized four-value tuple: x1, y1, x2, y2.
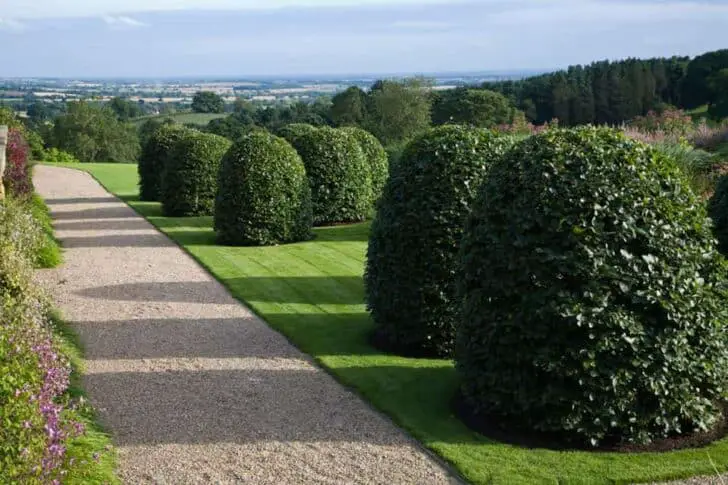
(453, 391, 728, 453)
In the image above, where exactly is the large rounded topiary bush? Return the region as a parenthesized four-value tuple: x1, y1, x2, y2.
(365, 125, 514, 357)
(341, 126, 389, 205)
(708, 174, 728, 256)
(214, 131, 313, 246)
(294, 127, 372, 225)
(457, 126, 728, 447)
(277, 123, 319, 148)
(160, 131, 232, 217)
(138, 124, 189, 201)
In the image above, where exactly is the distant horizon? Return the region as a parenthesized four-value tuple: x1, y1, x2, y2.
(0, 68, 549, 83)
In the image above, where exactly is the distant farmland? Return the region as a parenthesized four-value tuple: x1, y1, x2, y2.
(132, 112, 226, 127)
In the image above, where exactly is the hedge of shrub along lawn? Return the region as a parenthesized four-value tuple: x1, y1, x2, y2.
(340, 126, 389, 205)
(365, 125, 514, 358)
(709, 174, 728, 256)
(214, 131, 313, 246)
(0, 196, 116, 484)
(138, 124, 190, 202)
(276, 123, 319, 148)
(293, 126, 372, 225)
(458, 126, 728, 448)
(160, 130, 232, 217)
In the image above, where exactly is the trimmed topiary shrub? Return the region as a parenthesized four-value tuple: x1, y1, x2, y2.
(365, 125, 514, 357)
(138, 124, 190, 201)
(457, 126, 728, 447)
(277, 123, 319, 148)
(341, 127, 389, 204)
(709, 174, 728, 256)
(4, 129, 33, 199)
(214, 131, 313, 246)
(294, 127, 372, 225)
(160, 131, 231, 217)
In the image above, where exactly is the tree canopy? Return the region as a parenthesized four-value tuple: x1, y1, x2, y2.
(51, 101, 140, 162)
(191, 91, 225, 113)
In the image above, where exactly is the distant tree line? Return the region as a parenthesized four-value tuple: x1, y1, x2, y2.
(484, 49, 728, 125)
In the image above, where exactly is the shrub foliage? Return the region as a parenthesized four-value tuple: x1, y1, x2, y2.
(457, 127, 728, 446)
(0, 198, 83, 483)
(139, 124, 190, 201)
(294, 127, 372, 225)
(160, 131, 231, 217)
(709, 174, 728, 256)
(215, 131, 313, 246)
(277, 123, 319, 148)
(341, 127, 389, 204)
(365, 125, 514, 357)
(4, 129, 33, 199)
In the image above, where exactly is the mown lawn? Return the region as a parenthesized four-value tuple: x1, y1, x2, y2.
(50, 162, 728, 485)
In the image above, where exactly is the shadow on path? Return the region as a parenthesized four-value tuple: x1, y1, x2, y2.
(85, 368, 415, 446)
(74, 317, 299, 360)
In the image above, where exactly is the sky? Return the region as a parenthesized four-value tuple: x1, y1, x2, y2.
(0, 0, 726, 78)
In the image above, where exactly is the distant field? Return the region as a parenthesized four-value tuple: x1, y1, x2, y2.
(132, 112, 227, 127)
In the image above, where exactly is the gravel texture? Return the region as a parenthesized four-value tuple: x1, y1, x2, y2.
(34, 165, 459, 485)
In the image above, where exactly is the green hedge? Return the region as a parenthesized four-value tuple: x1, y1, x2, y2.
(160, 131, 232, 217)
(457, 127, 728, 446)
(215, 131, 313, 246)
(709, 174, 728, 256)
(294, 127, 372, 225)
(341, 127, 389, 204)
(277, 123, 319, 148)
(365, 125, 514, 357)
(138, 124, 190, 201)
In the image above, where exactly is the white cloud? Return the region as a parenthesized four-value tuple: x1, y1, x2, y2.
(5, 0, 461, 20)
(102, 15, 148, 28)
(390, 20, 453, 30)
(488, 0, 728, 26)
(0, 17, 26, 32)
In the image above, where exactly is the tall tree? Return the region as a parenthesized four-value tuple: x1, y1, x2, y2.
(364, 79, 432, 145)
(330, 86, 367, 127)
(108, 97, 143, 121)
(51, 101, 140, 162)
(191, 91, 225, 113)
(431, 88, 515, 128)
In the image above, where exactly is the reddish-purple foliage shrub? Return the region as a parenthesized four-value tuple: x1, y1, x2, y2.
(629, 108, 694, 138)
(692, 121, 728, 151)
(4, 129, 34, 198)
(495, 112, 558, 136)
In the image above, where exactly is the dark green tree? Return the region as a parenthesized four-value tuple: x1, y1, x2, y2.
(51, 101, 140, 162)
(365, 79, 432, 145)
(682, 49, 728, 110)
(191, 91, 225, 113)
(108, 97, 143, 121)
(330, 86, 368, 127)
(431, 88, 514, 128)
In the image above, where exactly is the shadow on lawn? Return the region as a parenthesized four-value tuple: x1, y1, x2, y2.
(314, 222, 371, 242)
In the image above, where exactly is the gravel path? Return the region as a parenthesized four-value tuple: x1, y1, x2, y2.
(34, 165, 459, 485)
